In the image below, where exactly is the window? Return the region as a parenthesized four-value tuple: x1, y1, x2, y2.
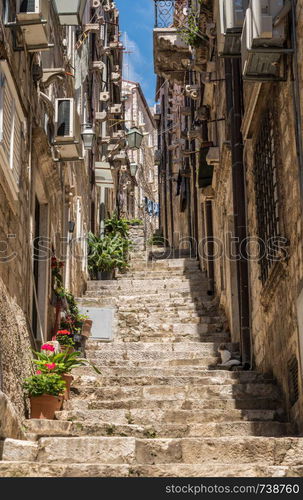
(254, 105, 281, 284)
(0, 63, 25, 201)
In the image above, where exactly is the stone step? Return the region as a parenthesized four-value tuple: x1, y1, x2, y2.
(88, 356, 220, 368)
(115, 271, 202, 279)
(84, 284, 208, 297)
(87, 277, 206, 287)
(117, 334, 231, 343)
(68, 382, 280, 399)
(23, 419, 293, 439)
(79, 357, 220, 368)
(118, 327, 226, 337)
(85, 341, 236, 354)
(2, 462, 302, 477)
(55, 408, 280, 425)
(73, 369, 272, 383)
(131, 258, 200, 268)
(77, 292, 212, 307)
(118, 317, 223, 327)
(68, 397, 282, 412)
(4, 436, 303, 465)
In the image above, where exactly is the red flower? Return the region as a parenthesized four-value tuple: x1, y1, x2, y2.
(36, 370, 42, 375)
(51, 257, 58, 269)
(57, 330, 71, 336)
(41, 343, 55, 352)
(46, 363, 56, 371)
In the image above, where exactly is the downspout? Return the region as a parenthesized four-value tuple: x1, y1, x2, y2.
(225, 58, 251, 368)
(205, 199, 215, 295)
(290, 0, 303, 200)
(290, 0, 303, 381)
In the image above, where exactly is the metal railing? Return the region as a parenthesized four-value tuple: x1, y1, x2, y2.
(254, 105, 281, 284)
(154, 0, 176, 28)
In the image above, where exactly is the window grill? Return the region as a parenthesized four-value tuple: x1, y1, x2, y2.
(254, 106, 281, 284)
(288, 355, 299, 407)
(154, 0, 176, 28)
(154, 0, 189, 29)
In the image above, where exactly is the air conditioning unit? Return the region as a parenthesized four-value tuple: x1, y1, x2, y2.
(110, 104, 122, 114)
(17, 0, 49, 49)
(218, 0, 249, 56)
(241, 0, 287, 80)
(54, 98, 81, 159)
(112, 130, 124, 140)
(92, 61, 105, 72)
(111, 71, 121, 82)
(95, 162, 114, 187)
(104, 1, 115, 12)
(100, 91, 110, 102)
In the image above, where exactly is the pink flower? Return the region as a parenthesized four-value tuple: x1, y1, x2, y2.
(41, 343, 55, 352)
(46, 363, 56, 371)
(36, 370, 42, 375)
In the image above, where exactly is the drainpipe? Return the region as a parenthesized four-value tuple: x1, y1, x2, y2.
(205, 199, 215, 295)
(225, 58, 251, 368)
(290, 0, 303, 383)
(290, 0, 303, 201)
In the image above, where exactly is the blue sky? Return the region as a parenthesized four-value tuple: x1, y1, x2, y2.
(117, 0, 156, 105)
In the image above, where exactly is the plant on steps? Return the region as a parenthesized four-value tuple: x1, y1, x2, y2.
(23, 373, 66, 420)
(88, 232, 131, 279)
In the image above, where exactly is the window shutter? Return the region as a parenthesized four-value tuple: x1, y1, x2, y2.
(3, 83, 13, 161)
(13, 113, 22, 185)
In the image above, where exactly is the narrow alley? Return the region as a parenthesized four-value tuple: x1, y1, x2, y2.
(1, 244, 303, 477)
(1, 0, 303, 487)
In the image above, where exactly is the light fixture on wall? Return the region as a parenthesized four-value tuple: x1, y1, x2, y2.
(81, 123, 96, 150)
(68, 221, 75, 233)
(130, 162, 138, 177)
(126, 127, 143, 149)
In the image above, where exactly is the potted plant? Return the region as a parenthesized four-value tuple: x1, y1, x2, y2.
(23, 373, 66, 419)
(128, 218, 143, 226)
(34, 349, 101, 400)
(56, 330, 75, 353)
(88, 233, 127, 280)
(75, 313, 92, 338)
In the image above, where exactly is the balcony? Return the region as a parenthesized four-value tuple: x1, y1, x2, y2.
(153, 0, 192, 82)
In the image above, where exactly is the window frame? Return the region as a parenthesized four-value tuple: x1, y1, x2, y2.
(0, 60, 26, 203)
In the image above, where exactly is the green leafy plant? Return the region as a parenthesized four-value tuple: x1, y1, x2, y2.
(56, 330, 75, 347)
(105, 213, 130, 238)
(128, 218, 143, 226)
(23, 374, 66, 397)
(33, 349, 101, 375)
(178, 0, 210, 48)
(88, 233, 130, 276)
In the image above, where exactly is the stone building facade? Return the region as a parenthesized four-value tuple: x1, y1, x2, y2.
(0, 0, 124, 432)
(122, 80, 159, 240)
(154, 0, 303, 431)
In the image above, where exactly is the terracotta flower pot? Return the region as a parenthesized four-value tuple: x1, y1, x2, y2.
(30, 394, 63, 420)
(61, 373, 74, 400)
(82, 319, 93, 338)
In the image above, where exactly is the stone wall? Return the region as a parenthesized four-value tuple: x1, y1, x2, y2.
(0, 277, 33, 419)
(243, 82, 303, 431)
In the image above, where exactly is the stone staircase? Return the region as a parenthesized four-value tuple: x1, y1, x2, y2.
(1, 254, 303, 477)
